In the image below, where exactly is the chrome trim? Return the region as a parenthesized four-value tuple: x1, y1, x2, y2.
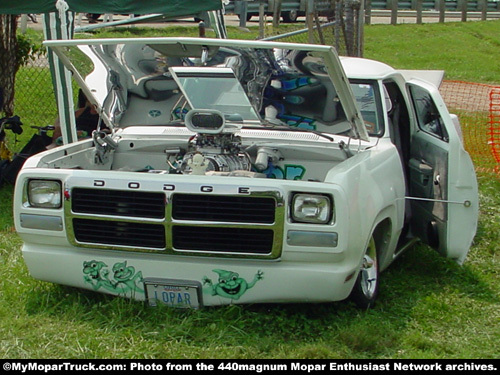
(65, 188, 284, 259)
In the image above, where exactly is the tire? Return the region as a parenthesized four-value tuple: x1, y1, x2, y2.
(237, 13, 253, 22)
(86, 14, 101, 22)
(349, 236, 379, 309)
(282, 10, 298, 23)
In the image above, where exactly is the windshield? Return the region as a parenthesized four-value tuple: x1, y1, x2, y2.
(350, 80, 384, 136)
(170, 68, 260, 121)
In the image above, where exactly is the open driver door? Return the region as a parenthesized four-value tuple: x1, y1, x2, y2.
(406, 79, 479, 264)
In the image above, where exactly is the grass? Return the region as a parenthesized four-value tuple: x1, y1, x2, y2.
(364, 21, 500, 83)
(0, 20, 499, 359)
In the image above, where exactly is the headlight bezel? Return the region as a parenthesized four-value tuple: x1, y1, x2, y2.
(26, 179, 62, 209)
(291, 193, 334, 224)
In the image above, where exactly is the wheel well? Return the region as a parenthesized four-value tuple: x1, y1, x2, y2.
(372, 218, 392, 270)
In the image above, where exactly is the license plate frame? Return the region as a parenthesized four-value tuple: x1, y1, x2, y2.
(144, 278, 203, 309)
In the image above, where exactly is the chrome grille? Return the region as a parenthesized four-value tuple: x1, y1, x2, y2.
(172, 194, 275, 223)
(71, 188, 165, 219)
(73, 218, 166, 249)
(68, 187, 283, 258)
(172, 226, 274, 254)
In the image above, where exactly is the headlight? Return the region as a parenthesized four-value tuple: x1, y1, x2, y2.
(27, 180, 62, 208)
(291, 194, 333, 224)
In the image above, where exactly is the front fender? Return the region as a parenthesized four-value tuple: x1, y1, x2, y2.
(325, 142, 405, 266)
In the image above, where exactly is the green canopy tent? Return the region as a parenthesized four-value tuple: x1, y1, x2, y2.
(1, 0, 223, 144)
(0, 1, 222, 15)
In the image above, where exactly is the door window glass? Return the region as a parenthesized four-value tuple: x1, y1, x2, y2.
(409, 85, 449, 142)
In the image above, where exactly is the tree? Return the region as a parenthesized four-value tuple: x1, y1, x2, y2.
(330, 0, 362, 57)
(0, 14, 19, 117)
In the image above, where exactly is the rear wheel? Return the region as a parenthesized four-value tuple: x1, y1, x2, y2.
(349, 236, 379, 308)
(282, 10, 298, 23)
(237, 13, 253, 22)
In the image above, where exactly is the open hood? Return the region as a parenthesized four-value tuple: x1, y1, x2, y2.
(45, 38, 369, 141)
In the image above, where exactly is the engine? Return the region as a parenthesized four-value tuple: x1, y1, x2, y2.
(179, 132, 252, 175)
(165, 109, 276, 178)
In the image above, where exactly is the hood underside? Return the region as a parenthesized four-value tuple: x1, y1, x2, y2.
(46, 37, 369, 141)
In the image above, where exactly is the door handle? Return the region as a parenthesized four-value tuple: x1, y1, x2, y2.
(434, 174, 441, 185)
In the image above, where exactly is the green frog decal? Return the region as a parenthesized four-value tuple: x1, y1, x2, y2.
(83, 260, 144, 295)
(203, 269, 263, 300)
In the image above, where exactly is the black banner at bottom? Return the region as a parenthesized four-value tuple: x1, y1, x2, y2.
(1, 359, 498, 374)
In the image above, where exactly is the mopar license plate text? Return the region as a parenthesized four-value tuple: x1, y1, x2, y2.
(144, 278, 202, 309)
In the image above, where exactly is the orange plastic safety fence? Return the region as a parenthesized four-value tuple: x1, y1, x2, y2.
(440, 80, 500, 177)
(489, 88, 500, 172)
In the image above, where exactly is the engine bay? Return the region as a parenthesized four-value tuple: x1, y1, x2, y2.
(36, 121, 356, 183)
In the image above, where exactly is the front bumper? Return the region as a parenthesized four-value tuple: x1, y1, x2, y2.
(22, 243, 358, 307)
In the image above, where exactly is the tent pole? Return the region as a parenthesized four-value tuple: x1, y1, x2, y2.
(43, 9, 77, 145)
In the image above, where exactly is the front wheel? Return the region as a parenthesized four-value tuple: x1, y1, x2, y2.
(349, 236, 379, 308)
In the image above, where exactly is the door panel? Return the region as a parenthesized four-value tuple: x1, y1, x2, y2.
(407, 80, 478, 264)
(408, 136, 448, 250)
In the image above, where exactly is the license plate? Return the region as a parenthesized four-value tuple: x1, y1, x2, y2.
(144, 278, 202, 309)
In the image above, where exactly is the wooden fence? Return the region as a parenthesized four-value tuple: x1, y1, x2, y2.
(366, 0, 500, 24)
(227, 1, 500, 25)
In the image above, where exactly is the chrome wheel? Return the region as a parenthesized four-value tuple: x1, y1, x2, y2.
(349, 236, 379, 308)
(359, 237, 378, 299)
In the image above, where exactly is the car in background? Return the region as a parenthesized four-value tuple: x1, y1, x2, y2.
(227, 0, 306, 23)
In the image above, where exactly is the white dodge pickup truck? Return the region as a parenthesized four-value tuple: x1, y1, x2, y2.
(14, 38, 478, 308)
